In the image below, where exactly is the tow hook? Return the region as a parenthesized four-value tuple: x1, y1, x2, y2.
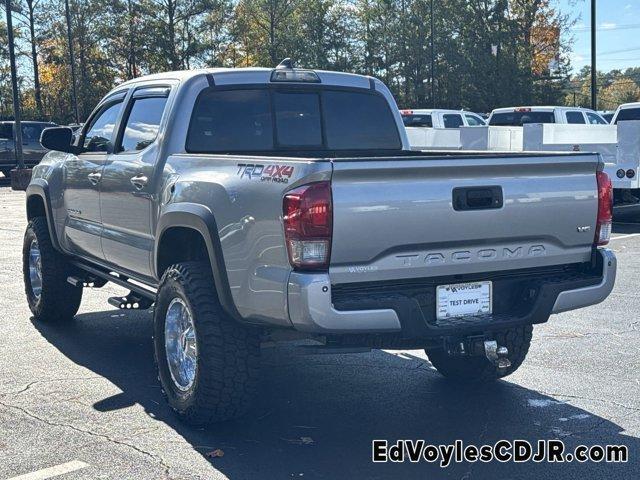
(484, 340, 511, 371)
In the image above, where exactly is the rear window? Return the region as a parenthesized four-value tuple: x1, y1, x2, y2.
(402, 114, 432, 127)
(323, 90, 401, 150)
(615, 108, 640, 123)
(187, 87, 401, 153)
(489, 111, 555, 126)
(273, 92, 322, 147)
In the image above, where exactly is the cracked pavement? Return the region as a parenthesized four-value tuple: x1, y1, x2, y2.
(0, 183, 639, 479)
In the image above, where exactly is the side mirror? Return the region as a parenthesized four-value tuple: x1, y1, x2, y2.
(40, 127, 82, 154)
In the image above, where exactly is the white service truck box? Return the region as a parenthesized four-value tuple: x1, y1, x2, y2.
(405, 126, 461, 150)
(460, 126, 523, 151)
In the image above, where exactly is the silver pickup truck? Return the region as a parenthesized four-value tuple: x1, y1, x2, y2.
(23, 62, 616, 424)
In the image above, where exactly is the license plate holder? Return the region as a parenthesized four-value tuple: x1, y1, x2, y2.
(436, 281, 492, 320)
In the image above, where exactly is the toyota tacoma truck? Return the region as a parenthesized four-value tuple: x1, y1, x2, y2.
(23, 61, 616, 424)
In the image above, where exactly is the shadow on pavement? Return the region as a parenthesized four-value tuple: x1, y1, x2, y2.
(33, 310, 639, 479)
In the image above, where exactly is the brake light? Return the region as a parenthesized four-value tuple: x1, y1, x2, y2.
(515, 107, 532, 112)
(283, 182, 332, 270)
(400, 109, 413, 115)
(595, 170, 613, 246)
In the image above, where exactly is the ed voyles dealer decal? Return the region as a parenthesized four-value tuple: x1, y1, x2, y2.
(237, 164, 295, 184)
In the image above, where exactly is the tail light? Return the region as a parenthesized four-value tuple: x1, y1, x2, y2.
(595, 170, 613, 246)
(283, 181, 332, 270)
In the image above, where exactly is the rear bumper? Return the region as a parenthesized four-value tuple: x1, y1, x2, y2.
(551, 248, 616, 314)
(287, 248, 616, 337)
(287, 273, 402, 333)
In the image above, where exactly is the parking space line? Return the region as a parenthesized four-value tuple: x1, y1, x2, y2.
(610, 233, 640, 241)
(5, 461, 89, 480)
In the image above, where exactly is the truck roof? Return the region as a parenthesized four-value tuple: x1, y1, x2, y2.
(491, 106, 599, 114)
(0, 120, 56, 125)
(118, 67, 378, 90)
(400, 108, 474, 115)
(616, 102, 640, 110)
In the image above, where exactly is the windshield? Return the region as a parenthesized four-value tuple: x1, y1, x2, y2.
(489, 111, 555, 126)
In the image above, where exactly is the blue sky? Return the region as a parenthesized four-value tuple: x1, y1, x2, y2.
(556, 0, 640, 72)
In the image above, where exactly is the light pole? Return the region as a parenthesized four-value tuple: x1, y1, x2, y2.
(4, 0, 24, 170)
(590, 0, 597, 110)
(64, 0, 79, 123)
(430, 0, 435, 107)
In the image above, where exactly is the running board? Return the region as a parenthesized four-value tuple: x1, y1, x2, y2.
(69, 261, 156, 301)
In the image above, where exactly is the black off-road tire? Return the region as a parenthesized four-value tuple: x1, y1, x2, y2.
(22, 217, 83, 322)
(1, 168, 11, 179)
(425, 325, 533, 382)
(153, 261, 260, 424)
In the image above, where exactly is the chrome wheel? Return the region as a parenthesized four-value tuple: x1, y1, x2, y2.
(164, 298, 198, 391)
(28, 239, 42, 300)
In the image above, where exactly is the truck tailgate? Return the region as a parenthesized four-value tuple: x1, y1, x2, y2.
(329, 153, 600, 284)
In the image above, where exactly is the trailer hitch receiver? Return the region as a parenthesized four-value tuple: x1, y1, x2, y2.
(484, 340, 511, 371)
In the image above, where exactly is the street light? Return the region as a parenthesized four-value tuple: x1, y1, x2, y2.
(591, 0, 597, 110)
(4, 0, 24, 172)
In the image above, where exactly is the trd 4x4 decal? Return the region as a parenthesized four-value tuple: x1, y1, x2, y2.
(236, 164, 295, 183)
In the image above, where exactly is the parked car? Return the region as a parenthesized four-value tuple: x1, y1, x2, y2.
(400, 108, 486, 128)
(610, 102, 640, 124)
(24, 62, 616, 423)
(488, 106, 608, 126)
(0, 120, 57, 177)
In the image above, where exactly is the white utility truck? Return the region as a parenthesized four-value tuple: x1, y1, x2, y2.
(401, 108, 486, 150)
(611, 102, 640, 124)
(488, 106, 608, 126)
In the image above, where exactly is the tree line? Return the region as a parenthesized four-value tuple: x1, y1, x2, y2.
(0, 0, 593, 124)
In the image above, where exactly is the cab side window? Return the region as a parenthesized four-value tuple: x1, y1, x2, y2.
(83, 101, 123, 152)
(120, 96, 168, 152)
(0, 124, 13, 139)
(443, 114, 463, 128)
(566, 111, 586, 124)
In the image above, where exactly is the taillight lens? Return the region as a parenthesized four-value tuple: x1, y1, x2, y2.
(283, 181, 332, 270)
(595, 170, 613, 246)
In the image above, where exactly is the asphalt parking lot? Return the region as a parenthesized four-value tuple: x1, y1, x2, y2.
(0, 180, 638, 480)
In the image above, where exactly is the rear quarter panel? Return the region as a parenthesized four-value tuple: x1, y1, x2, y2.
(162, 154, 331, 326)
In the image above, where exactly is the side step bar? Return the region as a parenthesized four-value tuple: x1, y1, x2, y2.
(108, 293, 154, 310)
(68, 260, 156, 301)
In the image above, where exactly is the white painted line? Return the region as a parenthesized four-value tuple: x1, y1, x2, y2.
(610, 233, 640, 241)
(6, 461, 89, 480)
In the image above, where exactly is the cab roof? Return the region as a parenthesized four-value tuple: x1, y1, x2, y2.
(491, 106, 598, 114)
(117, 67, 377, 90)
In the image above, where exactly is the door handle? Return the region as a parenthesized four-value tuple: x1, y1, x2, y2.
(130, 174, 148, 190)
(87, 172, 102, 185)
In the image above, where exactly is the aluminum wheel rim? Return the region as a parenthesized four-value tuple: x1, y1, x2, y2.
(28, 239, 42, 300)
(164, 298, 198, 392)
